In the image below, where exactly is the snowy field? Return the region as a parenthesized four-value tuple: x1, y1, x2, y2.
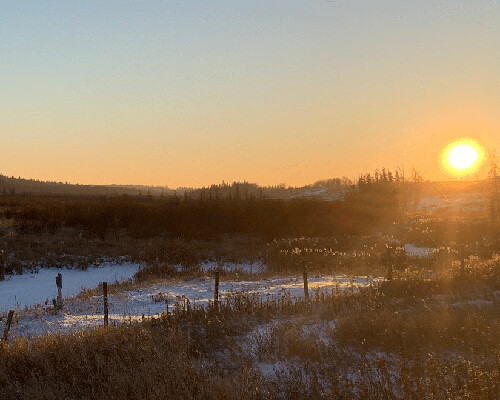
(418, 193, 486, 212)
(1, 264, 383, 338)
(0, 262, 141, 312)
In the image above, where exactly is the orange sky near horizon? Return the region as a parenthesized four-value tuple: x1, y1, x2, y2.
(1, 1, 499, 188)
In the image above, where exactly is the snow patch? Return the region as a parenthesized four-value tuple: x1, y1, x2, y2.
(4, 274, 382, 338)
(0, 262, 141, 312)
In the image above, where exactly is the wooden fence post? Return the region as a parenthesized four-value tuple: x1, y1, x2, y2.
(214, 269, 220, 311)
(103, 282, 109, 328)
(2, 310, 14, 345)
(55, 273, 63, 309)
(303, 262, 309, 300)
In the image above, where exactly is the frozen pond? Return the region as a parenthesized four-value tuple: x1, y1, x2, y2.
(0, 262, 141, 312)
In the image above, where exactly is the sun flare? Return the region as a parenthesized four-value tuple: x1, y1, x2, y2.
(442, 139, 484, 175)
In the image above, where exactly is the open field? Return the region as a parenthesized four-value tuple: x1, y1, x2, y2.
(0, 184, 499, 399)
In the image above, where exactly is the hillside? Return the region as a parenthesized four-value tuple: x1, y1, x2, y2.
(0, 175, 174, 197)
(0, 174, 349, 200)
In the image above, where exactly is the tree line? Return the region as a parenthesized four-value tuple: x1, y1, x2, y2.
(0, 169, 428, 240)
(4, 195, 355, 240)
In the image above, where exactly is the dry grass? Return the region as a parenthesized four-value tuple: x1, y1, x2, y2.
(0, 222, 265, 277)
(0, 324, 228, 400)
(1, 257, 498, 399)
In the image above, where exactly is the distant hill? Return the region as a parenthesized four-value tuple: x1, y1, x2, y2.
(2, 173, 489, 203)
(0, 174, 350, 200)
(0, 175, 175, 197)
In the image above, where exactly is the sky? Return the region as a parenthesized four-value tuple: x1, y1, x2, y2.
(1, 0, 499, 188)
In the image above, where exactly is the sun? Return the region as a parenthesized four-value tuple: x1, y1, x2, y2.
(442, 139, 484, 176)
(448, 144, 478, 169)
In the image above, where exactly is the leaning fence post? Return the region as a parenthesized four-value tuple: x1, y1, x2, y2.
(103, 282, 109, 328)
(303, 262, 309, 300)
(214, 269, 220, 311)
(2, 310, 14, 345)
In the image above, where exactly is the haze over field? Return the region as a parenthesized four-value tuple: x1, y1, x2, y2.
(2, 1, 499, 187)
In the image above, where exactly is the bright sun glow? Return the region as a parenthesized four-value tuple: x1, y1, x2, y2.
(442, 139, 484, 176)
(448, 145, 478, 169)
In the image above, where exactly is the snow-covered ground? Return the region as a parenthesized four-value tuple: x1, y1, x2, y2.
(123, 274, 381, 311)
(419, 193, 486, 212)
(3, 271, 383, 338)
(0, 262, 141, 312)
